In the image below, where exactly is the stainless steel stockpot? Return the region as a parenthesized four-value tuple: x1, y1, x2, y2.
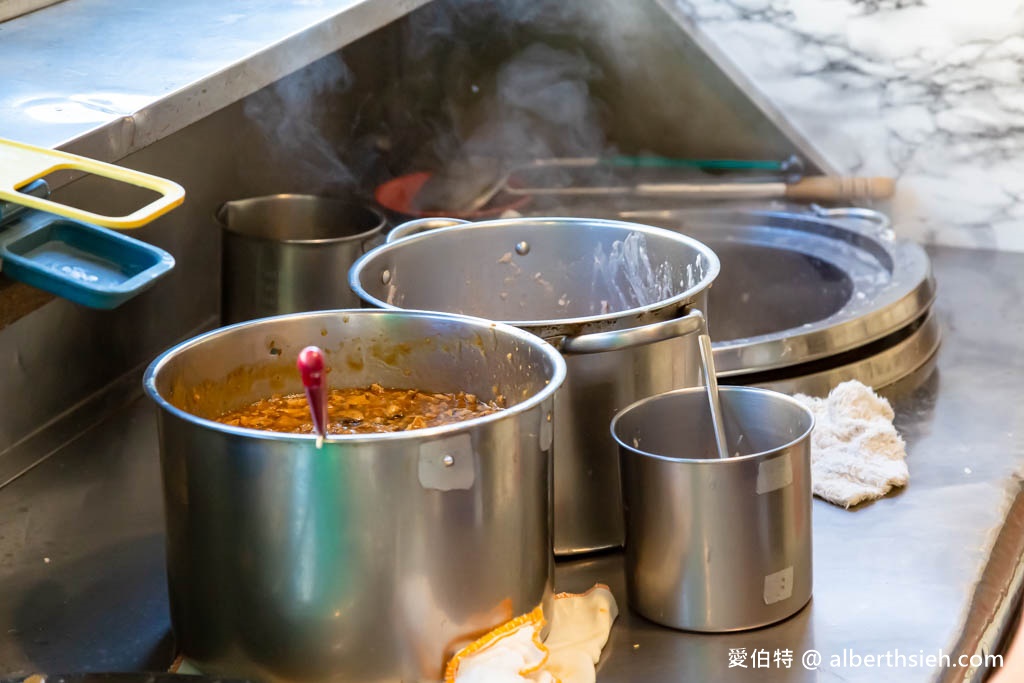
(349, 217, 720, 555)
(216, 194, 386, 324)
(612, 386, 814, 631)
(143, 309, 566, 682)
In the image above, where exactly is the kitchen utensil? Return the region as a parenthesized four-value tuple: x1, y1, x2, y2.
(143, 309, 566, 682)
(611, 386, 814, 631)
(0, 180, 175, 309)
(375, 171, 531, 220)
(412, 155, 804, 214)
(510, 175, 895, 202)
(697, 328, 729, 459)
(590, 154, 801, 171)
(350, 217, 720, 555)
(216, 194, 386, 324)
(296, 345, 327, 439)
(410, 156, 507, 214)
(0, 136, 184, 229)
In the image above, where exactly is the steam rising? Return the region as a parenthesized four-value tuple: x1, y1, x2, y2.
(240, 0, 661, 204)
(242, 53, 356, 194)
(445, 43, 608, 165)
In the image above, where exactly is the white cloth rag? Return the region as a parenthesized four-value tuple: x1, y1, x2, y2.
(793, 380, 909, 508)
(446, 584, 618, 683)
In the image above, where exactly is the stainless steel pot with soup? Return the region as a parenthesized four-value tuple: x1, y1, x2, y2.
(143, 309, 566, 682)
(350, 217, 720, 555)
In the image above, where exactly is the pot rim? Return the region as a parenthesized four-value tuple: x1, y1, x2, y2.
(143, 309, 567, 445)
(349, 217, 721, 332)
(610, 385, 815, 464)
(215, 194, 387, 245)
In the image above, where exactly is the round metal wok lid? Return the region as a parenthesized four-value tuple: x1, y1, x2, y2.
(618, 207, 936, 378)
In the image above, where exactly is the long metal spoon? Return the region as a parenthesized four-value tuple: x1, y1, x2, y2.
(698, 331, 730, 460)
(297, 346, 328, 445)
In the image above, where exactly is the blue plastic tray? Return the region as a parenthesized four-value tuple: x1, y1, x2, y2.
(0, 182, 175, 309)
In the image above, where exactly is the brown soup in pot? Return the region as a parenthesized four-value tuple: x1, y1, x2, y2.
(215, 383, 504, 435)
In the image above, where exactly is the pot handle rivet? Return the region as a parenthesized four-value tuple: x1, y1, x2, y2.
(442, 454, 455, 467)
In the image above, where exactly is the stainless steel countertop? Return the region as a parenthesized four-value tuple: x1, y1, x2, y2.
(1, 244, 1023, 680)
(0, 0, 429, 160)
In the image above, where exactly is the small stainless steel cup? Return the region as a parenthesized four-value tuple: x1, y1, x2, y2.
(217, 194, 386, 324)
(611, 386, 814, 631)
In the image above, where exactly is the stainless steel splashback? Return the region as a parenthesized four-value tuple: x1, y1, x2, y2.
(0, 0, 819, 482)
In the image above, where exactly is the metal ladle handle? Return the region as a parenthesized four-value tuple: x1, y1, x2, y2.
(698, 329, 730, 460)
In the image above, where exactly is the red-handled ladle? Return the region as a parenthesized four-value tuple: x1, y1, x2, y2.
(297, 346, 328, 440)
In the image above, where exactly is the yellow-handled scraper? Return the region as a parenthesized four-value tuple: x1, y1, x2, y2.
(0, 137, 185, 229)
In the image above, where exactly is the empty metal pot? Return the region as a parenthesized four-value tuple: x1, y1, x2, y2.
(611, 386, 814, 631)
(217, 194, 386, 324)
(350, 217, 720, 555)
(143, 310, 565, 682)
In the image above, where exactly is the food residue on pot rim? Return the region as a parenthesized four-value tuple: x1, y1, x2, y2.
(369, 340, 413, 366)
(532, 272, 555, 294)
(215, 384, 506, 435)
(346, 352, 365, 372)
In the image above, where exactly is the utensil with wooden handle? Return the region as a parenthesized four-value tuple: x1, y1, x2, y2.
(514, 176, 896, 202)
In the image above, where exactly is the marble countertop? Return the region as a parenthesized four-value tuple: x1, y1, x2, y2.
(658, 0, 1024, 251)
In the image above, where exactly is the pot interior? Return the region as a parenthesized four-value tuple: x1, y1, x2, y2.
(217, 194, 384, 242)
(147, 310, 563, 425)
(354, 219, 718, 324)
(706, 241, 854, 340)
(613, 387, 814, 461)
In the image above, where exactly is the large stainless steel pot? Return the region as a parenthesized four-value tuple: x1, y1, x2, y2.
(349, 217, 720, 555)
(143, 309, 566, 682)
